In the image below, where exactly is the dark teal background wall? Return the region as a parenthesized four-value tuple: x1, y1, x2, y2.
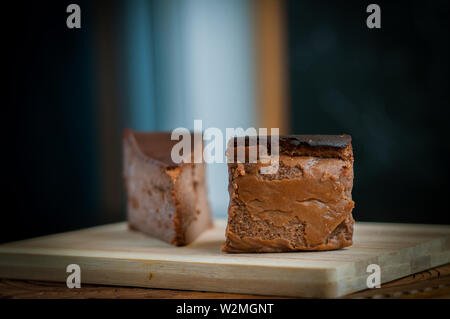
(3, 1, 100, 242)
(287, 0, 450, 223)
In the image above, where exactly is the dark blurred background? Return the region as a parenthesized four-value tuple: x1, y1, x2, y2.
(2, 0, 449, 243)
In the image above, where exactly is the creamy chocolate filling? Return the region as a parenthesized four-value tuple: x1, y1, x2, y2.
(224, 150, 355, 252)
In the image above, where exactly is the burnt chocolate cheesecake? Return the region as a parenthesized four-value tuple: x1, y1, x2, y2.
(222, 134, 355, 253)
(123, 129, 212, 246)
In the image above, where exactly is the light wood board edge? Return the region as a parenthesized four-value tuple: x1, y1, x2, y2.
(0, 247, 449, 298)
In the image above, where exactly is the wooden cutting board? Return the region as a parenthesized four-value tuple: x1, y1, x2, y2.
(0, 220, 449, 298)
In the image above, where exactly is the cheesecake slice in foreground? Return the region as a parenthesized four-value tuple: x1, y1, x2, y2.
(223, 134, 355, 253)
(123, 129, 212, 246)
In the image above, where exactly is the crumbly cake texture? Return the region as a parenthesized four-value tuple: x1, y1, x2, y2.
(222, 134, 355, 253)
(123, 129, 212, 246)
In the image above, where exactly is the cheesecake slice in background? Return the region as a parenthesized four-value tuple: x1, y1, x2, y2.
(123, 129, 212, 246)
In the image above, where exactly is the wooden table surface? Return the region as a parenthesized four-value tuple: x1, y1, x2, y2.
(1, 263, 448, 299)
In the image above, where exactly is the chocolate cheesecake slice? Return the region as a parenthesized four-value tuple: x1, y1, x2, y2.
(222, 134, 355, 253)
(123, 129, 212, 246)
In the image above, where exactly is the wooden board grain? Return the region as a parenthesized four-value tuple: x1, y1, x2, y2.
(0, 220, 449, 298)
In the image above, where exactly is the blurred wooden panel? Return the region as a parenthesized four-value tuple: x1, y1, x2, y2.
(253, 0, 289, 133)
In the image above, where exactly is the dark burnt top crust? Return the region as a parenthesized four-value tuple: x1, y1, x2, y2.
(229, 134, 353, 162)
(280, 134, 351, 149)
(278, 134, 353, 162)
